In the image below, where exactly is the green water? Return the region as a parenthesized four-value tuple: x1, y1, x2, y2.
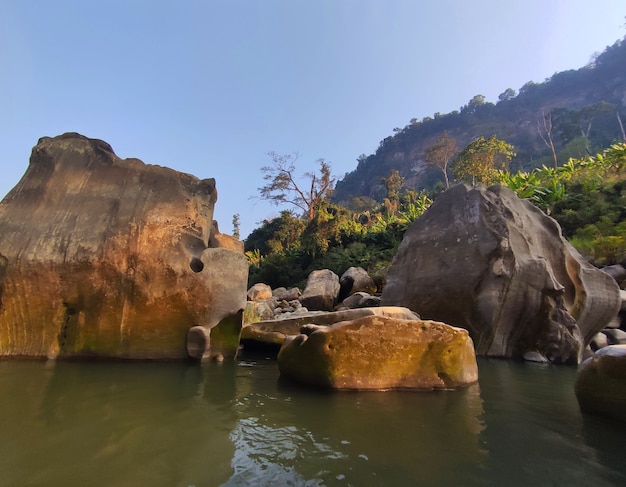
(0, 356, 624, 487)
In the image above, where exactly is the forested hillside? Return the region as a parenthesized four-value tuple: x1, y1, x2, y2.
(333, 36, 626, 205)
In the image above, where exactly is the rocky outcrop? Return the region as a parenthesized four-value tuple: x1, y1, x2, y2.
(277, 315, 478, 390)
(241, 307, 419, 353)
(0, 133, 248, 360)
(381, 184, 621, 364)
(575, 345, 626, 422)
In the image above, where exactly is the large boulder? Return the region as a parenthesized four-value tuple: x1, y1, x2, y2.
(381, 184, 621, 364)
(0, 133, 248, 360)
(299, 269, 340, 311)
(241, 307, 419, 353)
(575, 345, 626, 422)
(277, 315, 478, 390)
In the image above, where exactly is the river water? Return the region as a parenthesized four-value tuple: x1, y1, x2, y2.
(0, 355, 625, 487)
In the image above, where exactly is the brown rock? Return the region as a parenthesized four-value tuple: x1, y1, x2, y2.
(209, 220, 244, 252)
(247, 283, 273, 301)
(277, 315, 478, 390)
(381, 184, 621, 364)
(0, 133, 247, 360)
(575, 345, 626, 422)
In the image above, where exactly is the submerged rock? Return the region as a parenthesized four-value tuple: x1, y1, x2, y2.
(381, 184, 621, 364)
(277, 315, 478, 390)
(0, 133, 248, 360)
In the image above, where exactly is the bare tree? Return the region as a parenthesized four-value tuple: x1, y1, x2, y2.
(424, 131, 458, 189)
(537, 108, 558, 168)
(258, 152, 334, 220)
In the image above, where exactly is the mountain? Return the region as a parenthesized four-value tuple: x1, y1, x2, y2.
(333, 36, 626, 205)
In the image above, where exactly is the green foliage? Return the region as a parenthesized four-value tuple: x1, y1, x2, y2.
(451, 135, 516, 185)
(244, 187, 434, 289)
(244, 210, 305, 255)
(498, 143, 626, 264)
(333, 36, 626, 205)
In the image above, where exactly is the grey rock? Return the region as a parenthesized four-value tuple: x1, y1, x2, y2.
(381, 184, 621, 364)
(603, 328, 626, 345)
(339, 266, 376, 301)
(300, 269, 340, 311)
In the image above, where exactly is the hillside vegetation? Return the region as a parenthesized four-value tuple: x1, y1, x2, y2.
(245, 36, 626, 290)
(334, 35, 626, 204)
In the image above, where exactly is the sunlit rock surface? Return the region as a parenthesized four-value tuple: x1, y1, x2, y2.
(0, 133, 247, 360)
(277, 315, 478, 390)
(381, 184, 621, 364)
(241, 306, 419, 353)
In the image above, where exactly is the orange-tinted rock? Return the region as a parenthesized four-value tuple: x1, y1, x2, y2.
(0, 133, 247, 360)
(277, 315, 478, 390)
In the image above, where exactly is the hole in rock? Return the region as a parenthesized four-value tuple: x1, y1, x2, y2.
(190, 257, 204, 273)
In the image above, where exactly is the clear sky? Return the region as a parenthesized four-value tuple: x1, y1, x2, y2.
(1, 1, 624, 239)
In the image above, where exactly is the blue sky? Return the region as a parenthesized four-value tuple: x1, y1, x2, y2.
(1, 1, 624, 238)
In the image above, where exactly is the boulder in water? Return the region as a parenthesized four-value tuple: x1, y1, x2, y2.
(0, 133, 248, 360)
(277, 315, 478, 390)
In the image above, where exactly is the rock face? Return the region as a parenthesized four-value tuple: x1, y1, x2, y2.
(575, 345, 626, 422)
(0, 133, 248, 360)
(381, 184, 621, 364)
(277, 315, 478, 390)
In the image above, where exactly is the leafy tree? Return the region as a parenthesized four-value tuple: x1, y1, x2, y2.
(498, 88, 516, 102)
(381, 170, 404, 216)
(244, 210, 305, 255)
(381, 169, 404, 201)
(451, 135, 516, 186)
(258, 152, 334, 220)
(232, 213, 241, 240)
(424, 131, 458, 189)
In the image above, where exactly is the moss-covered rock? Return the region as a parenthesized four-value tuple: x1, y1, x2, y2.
(277, 315, 478, 390)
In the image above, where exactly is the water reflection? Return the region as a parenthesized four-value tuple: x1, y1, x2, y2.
(224, 356, 488, 486)
(477, 359, 626, 487)
(1, 358, 625, 487)
(0, 360, 238, 487)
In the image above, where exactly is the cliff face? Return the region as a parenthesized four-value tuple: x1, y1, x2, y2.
(334, 36, 626, 203)
(0, 133, 248, 360)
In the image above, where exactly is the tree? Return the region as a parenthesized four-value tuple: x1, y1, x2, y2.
(424, 131, 458, 189)
(258, 152, 334, 220)
(380, 170, 403, 217)
(498, 88, 516, 102)
(232, 213, 241, 240)
(451, 135, 516, 186)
